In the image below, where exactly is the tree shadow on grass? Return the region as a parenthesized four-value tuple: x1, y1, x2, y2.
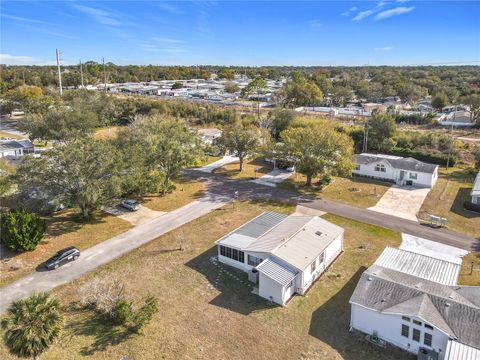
(185, 246, 277, 316)
(45, 210, 108, 238)
(450, 187, 479, 219)
(65, 307, 135, 356)
(309, 267, 413, 360)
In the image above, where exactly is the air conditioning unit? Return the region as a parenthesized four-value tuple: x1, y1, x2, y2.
(248, 269, 259, 284)
(417, 347, 438, 360)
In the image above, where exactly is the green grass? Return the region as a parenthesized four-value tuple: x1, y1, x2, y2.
(280, 174, 391, 207)
(213, 157, 274, 180)
(0, 200, 411, 360)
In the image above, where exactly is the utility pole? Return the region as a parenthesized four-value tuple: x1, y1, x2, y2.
(445, 106, 456, 170)
(363, 117, 369, 153)
(56, 49, 63, 96)
(102, 57, 107, 93)
(79, 59, 84, 88)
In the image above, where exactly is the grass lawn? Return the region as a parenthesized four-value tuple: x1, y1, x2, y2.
(0, 131, 22, 139)
(0, 211, 132, 287)
(0, 200, 413, 360)
(419, 167, 480, 237)
(279, 174, 391, 207)
(213, 158, 274, 180)
(139, 178, 206, 212)
(458, 252, 480, 286)
(193, 155, 222, 167)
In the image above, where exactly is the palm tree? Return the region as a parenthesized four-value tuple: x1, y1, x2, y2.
(1, 292, 63, 360)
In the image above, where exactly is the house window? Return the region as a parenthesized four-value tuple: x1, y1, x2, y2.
(413, 319, 422, 326)
(248, 255, 263, 267)
(219, 245, 244, 263)
(355, 165, 361, 171)
(311, 260, 316, 273)
(409, 173, 418, 180)
(425, 324, 433, 330)
(374, 164, 386, 172)
(413, 329, 421, 342)
(319, 252, 325, 264)
(424, 333, 432, 347)
(401, 324, 409, 338)
(402, 316, 411, 322)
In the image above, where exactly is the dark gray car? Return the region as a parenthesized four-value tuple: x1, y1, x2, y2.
(45, 246, 80, 270)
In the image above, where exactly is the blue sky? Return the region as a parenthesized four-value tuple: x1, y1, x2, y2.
(1, 1, 479, 66)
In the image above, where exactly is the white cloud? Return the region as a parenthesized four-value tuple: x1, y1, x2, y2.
(375, 6, 415, 20)
(342, 6, 358, 16)
(308, 20, 323, 28)
(0, 54, 36, 65)
(152, 37, 185, 44)
(374, 46, 395, 51)
(71, 4, 121, 26)
(157, 3, 186, 15)
(353, 10, 375, 21)
(2, 14, 50, 25)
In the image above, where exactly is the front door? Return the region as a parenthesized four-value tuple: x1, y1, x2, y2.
(399, 170, 405, 180)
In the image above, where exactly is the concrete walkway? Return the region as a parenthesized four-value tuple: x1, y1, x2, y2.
(250, 168, 293, 187)
(368, 185, 431, 222)
(0, 192, 231, 312)
(194, 155, 239, 173)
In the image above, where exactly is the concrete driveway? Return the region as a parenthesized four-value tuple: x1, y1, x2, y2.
(104, 204, 165, 226)
(368, 185, 431, 222)
(195, 155, 239, 173)
(250, 168, 293, 187)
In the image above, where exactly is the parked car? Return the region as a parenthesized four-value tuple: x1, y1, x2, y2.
(45, 247, 80, 270)
(120, 199, 140, 211)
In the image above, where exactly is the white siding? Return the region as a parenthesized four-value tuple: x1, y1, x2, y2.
(351, 304, 451, 358)
(258, 272, 284, 305)
(472, 195, 480, 205)
(353, 160, 396, 182)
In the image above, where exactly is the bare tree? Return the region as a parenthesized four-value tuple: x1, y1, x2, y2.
(79, 277, 125, 318)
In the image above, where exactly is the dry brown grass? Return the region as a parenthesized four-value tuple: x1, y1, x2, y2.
(213, 158, 274, 180)
(458, 252, 480, 286)
(140, 178, 206, 212)
(93, 126, 121, 140)
(280, 174, 391, 207)
(419, 167, 480, 237)
(0, 211, 132, 287)
(0, 131, 22, 140)
(0, 201, 411, 360)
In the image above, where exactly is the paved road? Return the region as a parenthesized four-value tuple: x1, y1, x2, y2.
(0, 192, 230, 312)
(0, 117, 27, 138)
(185, 170, 479, 252)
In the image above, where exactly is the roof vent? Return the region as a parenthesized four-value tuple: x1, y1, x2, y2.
(367, 276, 373, 281)
(315, 231, 323, 236)
(448, 295, 453, 299)
(445, 302, 451, 307)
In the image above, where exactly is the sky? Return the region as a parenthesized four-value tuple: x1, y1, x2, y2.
(1, 0, 479, 66)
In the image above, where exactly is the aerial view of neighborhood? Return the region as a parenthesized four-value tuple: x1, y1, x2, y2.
(0, 1, 479, 359)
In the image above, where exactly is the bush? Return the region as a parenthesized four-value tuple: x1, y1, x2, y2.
(0, 209, 46, 251)
(113, 299, 133, 325)
(130, 296, 158, 332)
(395, 113, 435, 125)
(79, 277, 125, 319)
(388, 147, 457, 166)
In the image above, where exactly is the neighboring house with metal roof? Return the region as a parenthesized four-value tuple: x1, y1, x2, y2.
(197, 128, 222, 145)
(349, 245, 479, 360)
(0, 139, 34, 159)
(214, 211, 344, 305)
(471, 171, 480, 205)
(353, 153, 439, 188)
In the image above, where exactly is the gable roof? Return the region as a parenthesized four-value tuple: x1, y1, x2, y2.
(0, 139, 34, 152)
(374, 247, 460, 286)
(350, 264, 480, 349)
(355, 153, 438, 174)
(472, 171, 480, 197)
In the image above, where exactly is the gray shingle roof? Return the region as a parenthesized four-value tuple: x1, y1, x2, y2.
(355, 153, 438, 174)
(0, 139, 34, 152)
(350, 264, 480, 349)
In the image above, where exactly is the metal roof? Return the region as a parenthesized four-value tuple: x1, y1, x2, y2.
(355, 153, 438, 174)
(245, 216, 313, 253)
(256, 258, 297, 287)
(374, 247, 460, 286)
(445, 340, 480, 360)
(0, 140, 34, 152)
(215, 212, 287, 250)
(472, 171, 480, 197)
(272, 217, 344, 270)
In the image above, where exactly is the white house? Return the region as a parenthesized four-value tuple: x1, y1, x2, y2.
(471, 171, 480, 205)
(197, 128, 222, 145)
(349, 245, 480, 360)
(215, 212, 344, 306)
(353, 153, 439, 188)
(0, 140, 34, 159)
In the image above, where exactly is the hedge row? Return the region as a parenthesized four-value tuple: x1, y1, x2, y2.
(387, 147, 457, 166)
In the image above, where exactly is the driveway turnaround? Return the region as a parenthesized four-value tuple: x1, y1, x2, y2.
(0, 192, 231, 312)
(250, 168, 293, 187)
(104, 204, 166, 226)
(368, 185, 431, 222)
(194, 155, 239, 173)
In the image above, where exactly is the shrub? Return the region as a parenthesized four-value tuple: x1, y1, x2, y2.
(79, 277, 125, 319)
(388, 147, 457, 166)
(0, 209, 46, 251)
(130, 296, 158, 332)
(113, 299, 133, 325)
